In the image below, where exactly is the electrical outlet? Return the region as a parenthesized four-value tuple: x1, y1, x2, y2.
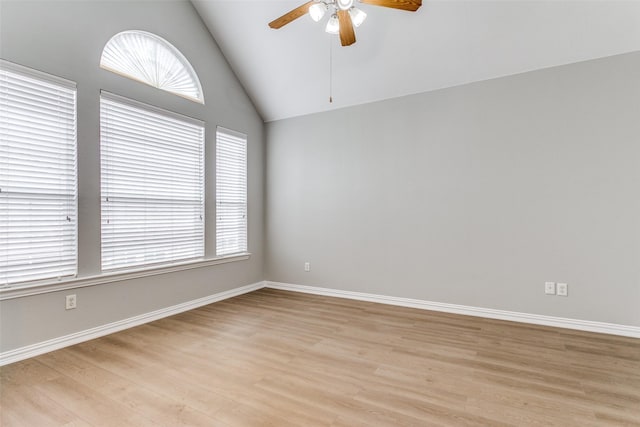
(304, 262, 310, 272)
(557, 282, 568, 297)
(65, 294, 77, 310)
(545, 282, 556, 295)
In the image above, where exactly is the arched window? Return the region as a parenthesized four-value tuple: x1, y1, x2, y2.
(100, 30, 204, 104)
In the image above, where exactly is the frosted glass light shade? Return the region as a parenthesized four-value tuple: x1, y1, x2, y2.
(325, 14, 340, 34)
(309, 3, 327, 22)
(336, 0, 354, 10)
(350, 7, 367, 27)
(100, 30, 204, 103)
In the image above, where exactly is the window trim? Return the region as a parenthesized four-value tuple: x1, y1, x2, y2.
(0, 59, 76, 90)
(0, 253, 251, 300)
(99, 91, 203, 126)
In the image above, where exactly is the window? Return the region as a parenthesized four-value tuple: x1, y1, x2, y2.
(216, 127, 247, 256)
(0, 60, 77, 286)
(100, 92, 204, 270)
(100, 30, 204, 104)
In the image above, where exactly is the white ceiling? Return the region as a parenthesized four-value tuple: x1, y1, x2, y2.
(192, 0, 640, 122)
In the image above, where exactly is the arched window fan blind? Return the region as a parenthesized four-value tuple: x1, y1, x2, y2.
(216, 127, 247, 256)
(0, 60, 78, 286)
(100, 92, 204, 271)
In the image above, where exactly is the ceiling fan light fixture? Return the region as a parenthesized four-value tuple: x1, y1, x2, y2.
(336, 0, 354, 11)
(268, 0, 422, 45)
(349, 7, 367, 27)
(325, 14, 340, 34)
(309, 3, 327, 22)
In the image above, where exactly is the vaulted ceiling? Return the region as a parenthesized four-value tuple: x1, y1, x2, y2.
(191, 0, 640, 122)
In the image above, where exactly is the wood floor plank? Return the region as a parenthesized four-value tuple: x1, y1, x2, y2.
(0, 382, 88, 427)
(29, 376, 158, 427)
(2, 288, 639, 426)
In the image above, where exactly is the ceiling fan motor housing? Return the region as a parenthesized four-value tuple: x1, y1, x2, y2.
(336, 0, 355, 11)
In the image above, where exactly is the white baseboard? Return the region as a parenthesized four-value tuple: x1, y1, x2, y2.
(0, 281, 265, 366)
(4, 279, 637, 366)
(265, 281, 640, 339)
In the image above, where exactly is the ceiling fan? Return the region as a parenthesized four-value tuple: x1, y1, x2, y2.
(268, 0, 422, 47)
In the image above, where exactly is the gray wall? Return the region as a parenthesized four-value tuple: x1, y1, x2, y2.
(266, 52, 640, 327)
(1, 0, 637, 355)
(0, 0, 265, 352)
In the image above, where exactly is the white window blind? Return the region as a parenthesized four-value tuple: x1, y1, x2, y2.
(216, 127, 247, 257)
(0, 60, 77, 286)
(100, 92, 204, 271)
(100, 30, 204, 104)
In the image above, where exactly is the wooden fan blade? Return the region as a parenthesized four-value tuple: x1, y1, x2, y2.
(359, 0, 422, 12)
(268, 1, 316, 29)
(337, 10, 356, 46)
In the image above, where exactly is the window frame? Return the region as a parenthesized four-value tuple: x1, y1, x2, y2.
(99, 91, 205, 272)
(100, 30, 204, 104)
(0, 60, 78, 287)
(215, 126, 248, 257)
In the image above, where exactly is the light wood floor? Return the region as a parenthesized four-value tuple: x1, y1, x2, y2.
(1, 289, 639, 426)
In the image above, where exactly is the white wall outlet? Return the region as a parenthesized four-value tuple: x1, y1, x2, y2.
(545, 282, 556, 295)
(304, 262, 310, 272)
(65, 294, 77, 310)
(557, 282, 568, 296)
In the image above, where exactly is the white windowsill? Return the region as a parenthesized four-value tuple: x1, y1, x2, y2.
(0, 253, 251, 301)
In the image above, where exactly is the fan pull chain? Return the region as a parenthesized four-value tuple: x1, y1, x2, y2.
(329, 37, 333, 103)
